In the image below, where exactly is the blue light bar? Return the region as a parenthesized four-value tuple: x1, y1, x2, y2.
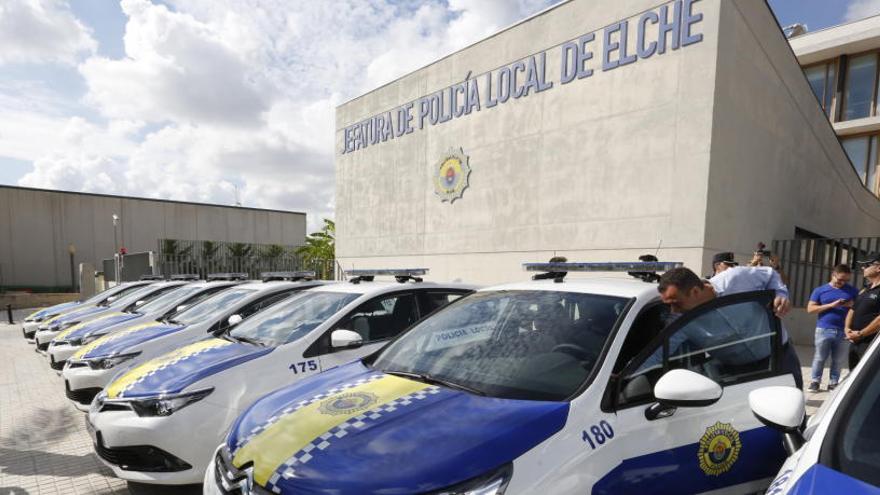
(260, 271, 316, 281)
(344, 268, 429, 277)
(523, 262, 683, 273)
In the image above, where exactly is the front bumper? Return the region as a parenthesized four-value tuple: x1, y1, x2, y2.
(34, 329, 61, 348)
(88, 399, 235, 485)
(22, 321, 39, 339)
(48, 342, 80, 370)
(62, 364, 117, 409)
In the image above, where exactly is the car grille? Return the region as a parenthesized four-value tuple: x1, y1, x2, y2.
(94, 432, 192, 472)
(213, 448, 271, 495)
(50, 358, 66, 370)
(65, 383, 101, 405)
(36, 341, 49, 351)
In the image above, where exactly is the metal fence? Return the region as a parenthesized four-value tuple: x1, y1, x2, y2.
(773, 236, 880, 307)
(156, 239, 340, 280)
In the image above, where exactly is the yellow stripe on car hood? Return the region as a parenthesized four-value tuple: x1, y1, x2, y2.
(71, 321, 164, 360)
(105, 338, 231, 398)
(233, 374, 429, 486)
(55, 312, 123, 340)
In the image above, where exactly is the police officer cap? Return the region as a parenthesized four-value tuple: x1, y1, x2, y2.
(712, 252, 737, 265)
(856, 252, 880, 265)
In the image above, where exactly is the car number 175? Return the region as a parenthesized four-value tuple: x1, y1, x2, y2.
(289, 359, 318, 374)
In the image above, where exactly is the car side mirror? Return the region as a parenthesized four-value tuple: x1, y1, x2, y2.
(331, 329, 363, 349)
(175, 304, 188, 312)
(646, 369, 722, 420)
(749, 386, 805, 454)
(134, 300, 146, 307)
(106, 296, 118, 303)
(227, 314, 243, 326)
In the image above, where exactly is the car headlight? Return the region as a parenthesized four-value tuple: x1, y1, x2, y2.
(85, 352, 141, 370)
(434, 463, 512, 495)
(127, 387, 214, 417)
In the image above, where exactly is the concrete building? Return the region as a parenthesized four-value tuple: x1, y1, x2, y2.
(335, 0, 880, 287)
(0, 185, 306, 290)
(791, 14, 880, 196)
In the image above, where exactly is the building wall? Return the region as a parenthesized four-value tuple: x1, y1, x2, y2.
(703, 1, 880, 264)
(0, 186, 306, 289)
(336, 0, 722, 284)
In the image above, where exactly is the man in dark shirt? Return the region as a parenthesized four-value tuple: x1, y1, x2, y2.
(845, 252, 880, 368)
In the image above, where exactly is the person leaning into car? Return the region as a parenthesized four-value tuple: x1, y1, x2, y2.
(845, 252, 880, 368)
(657, 266, 803, 389)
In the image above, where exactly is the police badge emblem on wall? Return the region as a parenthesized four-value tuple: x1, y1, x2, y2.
(433, 147, 471, 203)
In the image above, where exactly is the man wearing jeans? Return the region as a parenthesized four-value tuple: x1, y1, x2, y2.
(806, 264, 857, 392)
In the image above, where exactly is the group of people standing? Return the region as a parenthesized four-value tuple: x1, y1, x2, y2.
(807, 252, 880, 392)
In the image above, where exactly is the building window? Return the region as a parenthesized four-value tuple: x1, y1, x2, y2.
(841, 135, 880, 194)
(804, 62, 837, 116)
(842, 53, 878, 121)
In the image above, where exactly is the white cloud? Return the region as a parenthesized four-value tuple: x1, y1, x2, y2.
(844, 0, 880, 22)
(0, 0, 96, 65)
(9, 0, 556, 232)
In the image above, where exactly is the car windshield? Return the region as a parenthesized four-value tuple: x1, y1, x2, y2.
(135, 285, 203, 315)
(228, 291, 360, 347)
(105, 285, 160, 308)
(90, 283, 144, 305)
(372, 290, 629, 401)
(171, 287, 256, 325)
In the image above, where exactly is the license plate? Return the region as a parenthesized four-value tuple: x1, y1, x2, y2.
(85, 418, 97, 445)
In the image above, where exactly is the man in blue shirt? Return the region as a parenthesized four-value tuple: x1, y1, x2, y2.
(806, 264, 858, 392)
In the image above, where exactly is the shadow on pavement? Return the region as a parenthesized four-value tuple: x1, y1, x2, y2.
(0, 447, 106, 478)
(1, 407, 77, 448)
(128, 481, 202, 494)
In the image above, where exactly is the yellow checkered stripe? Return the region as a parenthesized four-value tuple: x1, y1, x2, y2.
(105, 338, 231, 399)
(232, 374, 432, 487)
(54, 312, 123, 341)
(71, 321, 165, 360)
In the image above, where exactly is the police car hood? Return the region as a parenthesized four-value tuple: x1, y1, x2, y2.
(226, 361, 569, 494)
(32, 301, 80, 319)
(58, 312, 142, 341)
(787, 464, 880, 494)
(75, 321, 185, 360)
(104, 338, 272, 399)
(50, 305, 107, 326)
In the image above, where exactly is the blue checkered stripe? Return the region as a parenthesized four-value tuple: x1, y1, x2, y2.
(116, 345, 227, 398)
(231, 373, 384, 454)
(264, 385, 441, 494)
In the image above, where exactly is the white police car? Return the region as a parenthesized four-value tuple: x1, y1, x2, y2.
(33, 281, 175, 352)
(47, 277, 240, 371)
(64, 277, 322, 411)
(88, 270, 473, 485)
(751, 332, 880, 494)
(22, 281, 151, 340)
(207, 262, 798, 495)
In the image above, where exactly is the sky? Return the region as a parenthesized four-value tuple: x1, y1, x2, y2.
(0, 0, 878, 232)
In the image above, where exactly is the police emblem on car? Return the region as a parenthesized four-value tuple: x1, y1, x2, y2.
(433, 147, 471, 203)
(698, 421, 742, 476)
(319, 391, 379, 416)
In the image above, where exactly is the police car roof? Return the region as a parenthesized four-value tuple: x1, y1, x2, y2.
(308, 281, 477, 296)
(242, 279, 333, 292)
(481, 276, 661, 300)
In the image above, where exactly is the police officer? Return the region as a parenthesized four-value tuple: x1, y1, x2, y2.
(845, 252, 880, 368)
(658, 266, 802, 389)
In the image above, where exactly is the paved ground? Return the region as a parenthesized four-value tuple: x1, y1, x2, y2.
(0, 313, 200, 495)
(0, 310, 832, 495)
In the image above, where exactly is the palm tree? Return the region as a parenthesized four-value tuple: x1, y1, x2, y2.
(228, 242, 253, 274)
(296, 219, 335, 279)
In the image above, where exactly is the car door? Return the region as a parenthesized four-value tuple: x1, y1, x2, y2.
(590, 291, 792, 495)
(310, 291, 421, 370)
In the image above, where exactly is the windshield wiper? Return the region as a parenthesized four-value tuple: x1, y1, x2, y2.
(383, 370, 486, 396)
(227, 334, 266, 347)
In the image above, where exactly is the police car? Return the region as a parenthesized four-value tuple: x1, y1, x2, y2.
(22, 281, 151, 340)
(63, 276, 326, 410)
(47, 276, 242, 371)
(207, 262, 797, 495)
(751, 331, 880, 494)
(88, 269, 474, 485)
(33, 280, 184, 353)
